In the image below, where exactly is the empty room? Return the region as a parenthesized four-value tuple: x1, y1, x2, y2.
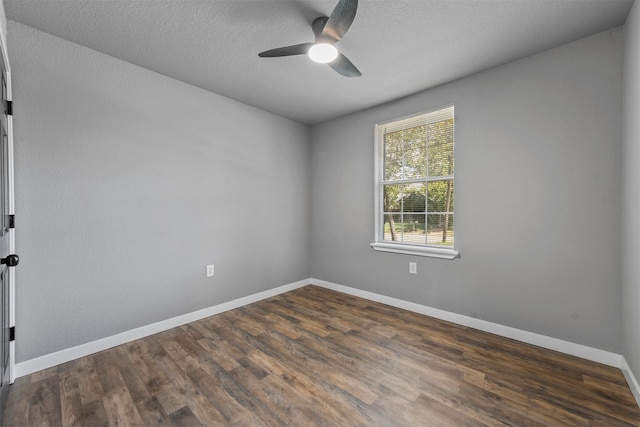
(0, 0, 639, 425)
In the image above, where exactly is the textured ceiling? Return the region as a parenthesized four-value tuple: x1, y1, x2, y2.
(4, 0, 634, 125)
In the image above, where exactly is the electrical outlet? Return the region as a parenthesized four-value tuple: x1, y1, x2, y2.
(409, 262, 417, 274)
(206, 264, 215, 277)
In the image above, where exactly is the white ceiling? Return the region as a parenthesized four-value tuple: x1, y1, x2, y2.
(4, 0, 634, 125)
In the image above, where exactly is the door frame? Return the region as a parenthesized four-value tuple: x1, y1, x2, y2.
(0, 19, 15, 385)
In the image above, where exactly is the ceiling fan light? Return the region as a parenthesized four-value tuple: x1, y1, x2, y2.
(308, 43, 338, 64)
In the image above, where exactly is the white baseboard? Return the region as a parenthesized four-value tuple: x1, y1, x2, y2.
(14, 279, 309, 378)
(622, 356, 640, 408)
(310, 278, 623, 368)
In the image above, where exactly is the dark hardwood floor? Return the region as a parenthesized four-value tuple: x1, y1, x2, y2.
(3, 285, 639, 426)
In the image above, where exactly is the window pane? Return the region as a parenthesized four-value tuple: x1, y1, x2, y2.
(403, 125, 426, 180)
(403, 125, 426, 145)
(402, 214, 425, 244)
(403, 182, 426, 212)
(404, 147, 427, 179)
(427, 214, 454, 246)
(383, 184, 403, 212)
(383, 213, 403, 242)
(384, 150, 403, 181)
(427, 180, 454, 213)
(427, 119, 454, 177)
(384, 131, 403, 181)
(385, 130, 404, 148)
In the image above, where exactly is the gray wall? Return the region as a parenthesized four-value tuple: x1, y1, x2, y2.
(9, 21, 311, 362)
(623, 1, 640, 381)
(310, 28, 623, 352)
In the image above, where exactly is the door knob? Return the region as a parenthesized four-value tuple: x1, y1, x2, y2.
(1, 254, 19, 267)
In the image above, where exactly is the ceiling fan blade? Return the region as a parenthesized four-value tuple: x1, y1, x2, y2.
(329, 52, 361, 77)
(258, 43, 313, 57)
(320, 0, 358, 43)
(312, 16, 328, 41)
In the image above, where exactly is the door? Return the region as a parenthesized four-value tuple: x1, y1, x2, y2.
(0, 35, 16, 421)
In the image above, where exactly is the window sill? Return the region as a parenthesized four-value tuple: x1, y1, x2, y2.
(370, 242, 459, 259)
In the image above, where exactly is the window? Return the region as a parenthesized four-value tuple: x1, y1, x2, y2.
(371, 106, 458, 259)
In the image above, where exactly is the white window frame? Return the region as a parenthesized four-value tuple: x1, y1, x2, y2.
(371, 105, 459, 260)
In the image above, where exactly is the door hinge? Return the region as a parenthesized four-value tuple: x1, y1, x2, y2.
(9, 327, 14, 342)
(8, 215, 14, 229)
(4, 100, 11, 116)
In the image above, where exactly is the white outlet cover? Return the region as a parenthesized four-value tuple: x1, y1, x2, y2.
(409, 262, 417, 274)
(206, 264, 215, 277)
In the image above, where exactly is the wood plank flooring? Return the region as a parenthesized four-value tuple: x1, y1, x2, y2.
(3, 285, 640, 426)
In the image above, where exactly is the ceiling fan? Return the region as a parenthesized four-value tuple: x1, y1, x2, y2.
(258, 0, 361, 77)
